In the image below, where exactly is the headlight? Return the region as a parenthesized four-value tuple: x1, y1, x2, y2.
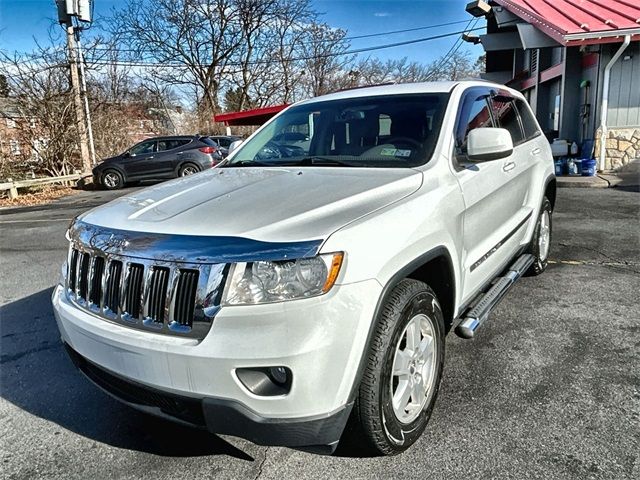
(221, 252, 343, 306)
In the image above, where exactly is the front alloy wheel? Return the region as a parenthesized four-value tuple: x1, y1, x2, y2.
(390, 313, 438, 424)
(345, 279, 445, 455)
(101, 170, 123, 190)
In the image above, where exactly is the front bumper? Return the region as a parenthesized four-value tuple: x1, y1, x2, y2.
(52, 279, 381, 447)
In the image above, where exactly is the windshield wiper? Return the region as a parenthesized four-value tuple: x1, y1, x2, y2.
(293, 157, 358, 167)
(223, 160, 270, 168)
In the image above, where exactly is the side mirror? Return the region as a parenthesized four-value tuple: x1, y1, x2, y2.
(123, 151, 131, 158)
(467, 128, 513, 162)
(228, 140, 242, 154)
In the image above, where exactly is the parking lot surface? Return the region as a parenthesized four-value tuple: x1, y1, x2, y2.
(1, 185, 639, 479)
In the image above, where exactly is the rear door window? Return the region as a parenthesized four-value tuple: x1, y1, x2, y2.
(514, 99, 540, 141)
(158, 139, 190, 151)
(491, 97, 525, 145)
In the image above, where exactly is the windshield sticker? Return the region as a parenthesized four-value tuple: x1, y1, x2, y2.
(380, 148, 397, 156)
(395, 149, 412, 157)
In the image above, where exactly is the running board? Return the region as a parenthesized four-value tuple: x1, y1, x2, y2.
(455, 254, 535, 339)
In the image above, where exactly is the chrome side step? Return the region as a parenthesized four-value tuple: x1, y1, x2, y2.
(455, 253, 535, 339)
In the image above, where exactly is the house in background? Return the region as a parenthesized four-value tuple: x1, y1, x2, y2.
(0, 98, 43, 162)
(465, 0, 640, 171)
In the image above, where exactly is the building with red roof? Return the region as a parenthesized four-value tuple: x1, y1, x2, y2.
(465, 0, 640, 170)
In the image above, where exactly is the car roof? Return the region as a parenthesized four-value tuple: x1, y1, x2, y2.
(294, 80, 522, 106)
(142, 135, 199, 141)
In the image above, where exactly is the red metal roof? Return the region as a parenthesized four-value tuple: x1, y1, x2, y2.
(494, 0, 640, 45)
(213, 104, 289, 126)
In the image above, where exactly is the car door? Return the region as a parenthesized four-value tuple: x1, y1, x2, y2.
(156, 138, 190, 176)
(123, 139, 157, 178)
(489, 93, 537, 234)
(453, 87, 532, 302)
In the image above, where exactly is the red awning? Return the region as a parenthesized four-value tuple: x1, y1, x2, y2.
(213, 104, 289, 126)
(494, 0, 640, 45)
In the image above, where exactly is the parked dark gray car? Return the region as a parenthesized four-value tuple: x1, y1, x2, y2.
(93, 136, 223, 190)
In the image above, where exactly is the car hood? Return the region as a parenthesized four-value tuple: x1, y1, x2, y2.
(79, 167, 423, 243)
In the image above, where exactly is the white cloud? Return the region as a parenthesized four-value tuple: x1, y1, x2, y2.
(373, 12, 391, 17)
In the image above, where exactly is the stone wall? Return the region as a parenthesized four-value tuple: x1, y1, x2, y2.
(594, 127, 640, 171)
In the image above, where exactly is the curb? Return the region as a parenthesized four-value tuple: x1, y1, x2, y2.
(556, 175, 610, 188)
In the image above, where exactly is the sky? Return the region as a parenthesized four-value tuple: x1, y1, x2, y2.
(0, 0, 484, 64)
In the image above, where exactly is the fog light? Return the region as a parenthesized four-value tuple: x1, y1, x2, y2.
(236, 366, 292, 396)
(269, 366, 288, 385)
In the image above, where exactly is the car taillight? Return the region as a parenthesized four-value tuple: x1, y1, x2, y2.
(199, 146, 216, 154)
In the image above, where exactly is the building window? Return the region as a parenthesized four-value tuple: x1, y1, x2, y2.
(6, 118, 16, 128)
(9, 140, 21, 155)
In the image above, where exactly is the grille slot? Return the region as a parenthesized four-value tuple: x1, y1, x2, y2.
(104, 260, 122, 314)
(174, 269, 199, 327)
(89, 256, 105, 306)
(147, 267, 170, 323)
(78, 252, 91, 300)
(68, 248, 79, 292)
(124, 263, 144, 318)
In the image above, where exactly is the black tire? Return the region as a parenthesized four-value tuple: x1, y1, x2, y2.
(100, 169, 124, 190)
(525, 196, 553, 276)
(179, 163, 200, 177)
(346, 279, 446, 456)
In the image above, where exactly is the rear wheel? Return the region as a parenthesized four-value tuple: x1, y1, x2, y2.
(101, 169, 124, 190)
(179, 163, 200, 177)
(526, 197, 552, 276)
(346, 279, 445, 456)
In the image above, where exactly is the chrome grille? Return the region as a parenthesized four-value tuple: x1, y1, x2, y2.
(66, 246, 223, 340)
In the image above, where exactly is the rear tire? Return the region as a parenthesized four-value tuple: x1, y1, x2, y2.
(526, 196, 552, 276)
(346, 279, 445, 456)
(101, 169, 124, 190)
(179, 163, 200, 177)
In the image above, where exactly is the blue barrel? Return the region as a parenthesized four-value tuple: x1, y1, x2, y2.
(554, 159, 564, 176)
(581, 158, 597, 176)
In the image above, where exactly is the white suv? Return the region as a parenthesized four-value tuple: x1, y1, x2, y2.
(53, 81, 555, 455)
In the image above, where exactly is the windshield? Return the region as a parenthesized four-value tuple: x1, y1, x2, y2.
(226, 93, 449, 168)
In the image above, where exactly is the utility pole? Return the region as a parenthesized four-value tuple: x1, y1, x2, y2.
(65, 23, 92, 176)
(76, 36, 96, 166)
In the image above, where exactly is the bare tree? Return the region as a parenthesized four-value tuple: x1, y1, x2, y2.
(0, 46, 80, 177)
(298, 22, 353, 97)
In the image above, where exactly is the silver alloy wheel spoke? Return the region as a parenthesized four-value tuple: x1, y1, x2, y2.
(393, 349, 412, 377)
(538, 210, 550, 260)
(390, 313, 437, 424)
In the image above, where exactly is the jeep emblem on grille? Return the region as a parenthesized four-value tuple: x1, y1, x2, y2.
(89, 233, 129, 253)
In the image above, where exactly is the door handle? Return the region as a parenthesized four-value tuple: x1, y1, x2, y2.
(502, 161, 516, 172)
(531, 147, 541, 155)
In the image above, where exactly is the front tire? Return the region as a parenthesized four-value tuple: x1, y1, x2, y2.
(101, 169, 124, 190)
(348, 279, 445, 456)
(526, 196, 552, 276)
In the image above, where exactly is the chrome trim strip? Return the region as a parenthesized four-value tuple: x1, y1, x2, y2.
(470, 212, 532, 272)
(69, 219, 323, 264)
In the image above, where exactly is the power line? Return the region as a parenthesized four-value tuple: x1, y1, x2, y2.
(79, 25, 488, 69)
(85, 19, 475, 54)
(4, 19, 478, 58)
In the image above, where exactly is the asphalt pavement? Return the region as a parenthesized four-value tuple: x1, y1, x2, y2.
(1, 184, 639, 479)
